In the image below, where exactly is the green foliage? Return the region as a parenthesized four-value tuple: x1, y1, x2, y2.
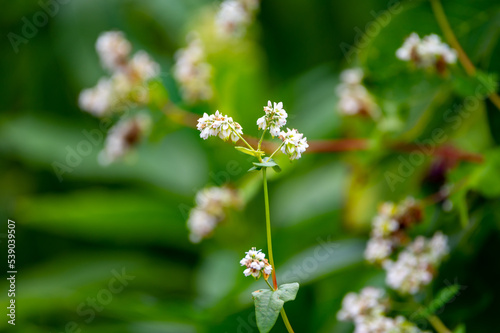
(252, 283, 299, 333)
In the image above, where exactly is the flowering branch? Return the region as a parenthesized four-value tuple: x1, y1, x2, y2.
(197, 101, 305, 333)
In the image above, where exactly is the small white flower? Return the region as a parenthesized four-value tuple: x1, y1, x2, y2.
(257, 100, 288, 137)
(279, 128, 309, 160)
(197, 111, 244, 143)
(396, 33, 457, 72)
(384, 232, 448, 294)
(338, 286, 429, 333)
(96, 31, 131, 72)
(240, 247, 272, 280)
(396, 32, 420, 61)
(340, 68, 364, 85)
(80, 31, 160, 116)
(216, 1, 250, 38)
(215, 0, 260, 38)
(78, 78, 114, 116)
(365, 238, 393, 263)
(336, 68, 377, 117)
(337, 287, 387, 321)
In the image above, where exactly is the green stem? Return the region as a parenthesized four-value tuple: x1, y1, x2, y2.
(269, 142, 284, 160)
(280, 308, 294, 333)
(264, 277, 275, 291)
(262, 168, 295, 333)
(430, 0, 500, 111)
(262, 168, 277, 290)
(429, 0, 475, 75)
(428, 315, 451, 333)
(229, 124, 255, 152)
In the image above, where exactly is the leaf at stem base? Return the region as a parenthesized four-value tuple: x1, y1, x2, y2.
(251, 282, 299, 333)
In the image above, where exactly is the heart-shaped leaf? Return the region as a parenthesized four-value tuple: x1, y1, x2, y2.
(251, 283, 299, 333)
(252, 158, 282, 173)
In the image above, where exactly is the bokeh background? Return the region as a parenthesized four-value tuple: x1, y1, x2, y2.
(1, 0, 500, 332)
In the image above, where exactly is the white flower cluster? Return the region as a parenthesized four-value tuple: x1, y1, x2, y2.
(173, 37, 213, 103)
(279, 128, 309, 160)
(336, 68, 377, 117)
(197, 111, 244, 142)
(98, 114, 151, 165)
(79, 31, 160, 117)
(364, 197, 423, 263)
(338, 287, 427, 333)
(396, 33, 457, 72)
(187, 187, 240, 243)
(239, 247, 273, 279)
(257, 101, 288, 137)
(383, 232, 449, 295)
(215, 0, 260, 38)
(197, 101, 307, 160)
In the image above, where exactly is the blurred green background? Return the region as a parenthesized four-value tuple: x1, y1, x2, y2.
(1, 0, 500, 332)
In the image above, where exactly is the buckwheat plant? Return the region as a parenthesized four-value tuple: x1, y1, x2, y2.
(197, 101, 308, 332)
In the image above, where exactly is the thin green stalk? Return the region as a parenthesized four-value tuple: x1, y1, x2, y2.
(262, 167, 277, 289)
(428, 315, 451, 333)
(269, 142, 284, 160)
(262, 168, 295, 333)
(265, 277, 275, 291)
(430, 0, 500, 111)
(280, 308, 295, 333)
(229, 125, 255, 152)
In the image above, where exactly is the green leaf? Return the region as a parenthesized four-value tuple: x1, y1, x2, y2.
(453, 324, 466, 333)
(253, 158, 282, 173)
(235, 146, 265, 158)
(252, 283, 299, 333)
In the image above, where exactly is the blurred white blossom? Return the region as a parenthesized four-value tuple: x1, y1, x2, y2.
(78, 78, 114, 117)
(364, 197, 423, 263)
(98, 114, 151, 165)
(96, 31, 131, 72)
(383, 232, 449, 294)
(240, 247, 273, 279)
(396, 33, 457, 72)
(279, 128, 309, 160)
(80, 31, 160, 116)
(173, 37, 213, 103)
(215, 0, 260, 38)
(338, 287, 429, 333)
(336, 68, 378, 117)
(187, 186, 240, 243)
(257, 100, 288, 137)
(197, 111, 243, 142)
